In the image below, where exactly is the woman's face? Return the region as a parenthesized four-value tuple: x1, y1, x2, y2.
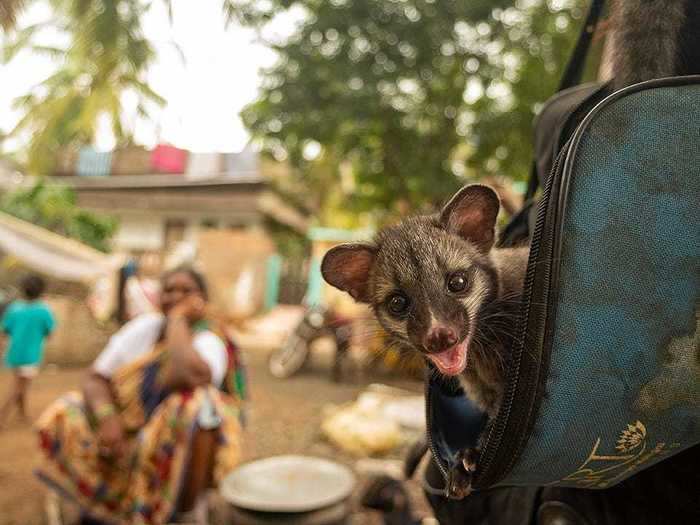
(160, 272, 204, 314)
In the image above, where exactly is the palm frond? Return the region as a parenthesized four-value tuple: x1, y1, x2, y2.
(222, 0, 275, 28)
(162, 0, 174, 24)
(169, 40, 186, 65)
(29, 44, 67, 60)
(123, 74, 166, 106)
(9, 0, 170, 173)
(134, 102, 151, 120)
(0, 0, 28, 31)
(1, 21, 42, 63)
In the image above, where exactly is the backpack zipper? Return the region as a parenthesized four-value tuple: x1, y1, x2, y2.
(471, 75, 700, 489)
(423, 146, 569, 493)
(473, 142, 569, 488)
(424, 377, 450, 491)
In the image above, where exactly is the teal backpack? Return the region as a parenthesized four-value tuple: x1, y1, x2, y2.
(425, 0, 700, 496)
(427, 75, 700, 496)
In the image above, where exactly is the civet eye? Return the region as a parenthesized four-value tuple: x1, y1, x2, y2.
(387, 293, 410, 316)
(447, 271, 469, 293)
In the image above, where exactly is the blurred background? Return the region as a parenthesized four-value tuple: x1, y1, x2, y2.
(0, 1, 603, 523)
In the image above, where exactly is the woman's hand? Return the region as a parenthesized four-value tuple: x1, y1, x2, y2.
(96, 413, 126, 459)
(168, 293, 206, 323)
(83, 372, 127, 459)
(163, 298, 213, 390)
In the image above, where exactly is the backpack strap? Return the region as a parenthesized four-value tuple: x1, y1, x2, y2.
(524, 0, 607, 200)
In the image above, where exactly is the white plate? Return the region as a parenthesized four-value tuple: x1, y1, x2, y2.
(219, 455, 356, 513)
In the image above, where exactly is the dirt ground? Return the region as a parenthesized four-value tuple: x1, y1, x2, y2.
(0, 347, 433, 524)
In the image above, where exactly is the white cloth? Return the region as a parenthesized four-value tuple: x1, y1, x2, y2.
(0, 211, 124, 283)
(93, 313, 227, 386)
(17, 365, 39, 378)
(124, 277, 159, 320)
(185, 152, 223, 180)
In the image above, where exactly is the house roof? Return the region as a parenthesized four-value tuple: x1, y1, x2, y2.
(61, 176, 309, 233)
(0, 168, 309, 233)
(48, 173, 264, 190)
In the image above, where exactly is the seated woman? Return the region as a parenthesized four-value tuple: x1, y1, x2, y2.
(35, 267, 246, 525)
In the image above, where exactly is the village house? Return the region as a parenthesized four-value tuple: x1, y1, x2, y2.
(0, 148, 309, 327)
(50, 148, 307, 258)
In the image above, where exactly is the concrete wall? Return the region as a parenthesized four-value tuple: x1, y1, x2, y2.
(43, 295, 114, 366)
(197, 229, 275, 320)
(113, 214, 164, 252)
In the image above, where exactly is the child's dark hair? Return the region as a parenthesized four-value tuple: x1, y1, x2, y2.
(21, 274, 46, 300)
(161, 266, 209, 300)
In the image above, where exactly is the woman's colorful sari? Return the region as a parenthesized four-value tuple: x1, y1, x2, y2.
(34, 322, 245, 525)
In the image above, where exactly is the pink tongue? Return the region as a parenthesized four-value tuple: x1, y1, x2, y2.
(429, 343, 466, 374)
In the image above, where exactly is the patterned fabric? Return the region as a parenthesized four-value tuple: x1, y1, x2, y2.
(220, 329, 248, 416)
(194, 320, 248, 420)
(34, 325, 244, 524)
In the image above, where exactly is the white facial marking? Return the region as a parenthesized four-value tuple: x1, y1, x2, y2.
(460, 271, 489, 336)
(428, 309, 440, 329)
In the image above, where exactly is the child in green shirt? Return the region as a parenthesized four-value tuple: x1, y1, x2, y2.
(0, 274, 55, 428)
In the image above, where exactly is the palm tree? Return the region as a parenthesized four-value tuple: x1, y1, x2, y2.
(3, 0, 255, 174)
(3, 0, 165, 174)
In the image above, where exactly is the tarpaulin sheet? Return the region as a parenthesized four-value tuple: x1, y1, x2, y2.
(0, 211, 123, 283)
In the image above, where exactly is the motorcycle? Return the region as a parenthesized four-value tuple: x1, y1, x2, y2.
(268, 304, 353, 381)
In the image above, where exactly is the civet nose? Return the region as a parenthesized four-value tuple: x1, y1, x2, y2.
(424, 326, 457, 353)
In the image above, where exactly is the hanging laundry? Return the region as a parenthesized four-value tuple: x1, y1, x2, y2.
(151, 144, 188, 174)
(111, 145, 152, 176)
(185, 152, 223, 180)
(223, 146, 260, 180)
(76, 147, 112, 177)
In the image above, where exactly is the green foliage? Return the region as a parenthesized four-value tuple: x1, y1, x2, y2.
(2, 0, 165, 174)
(4, 0, 600, 229)
(263, 216, 310, 261)
(0, 181, 117, 252)
(238, 0, 594, 223)
(465, 0, 602, 179)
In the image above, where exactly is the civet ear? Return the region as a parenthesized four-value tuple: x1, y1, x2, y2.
(321, 243, 376, 303)
(440, 184, 500, 253)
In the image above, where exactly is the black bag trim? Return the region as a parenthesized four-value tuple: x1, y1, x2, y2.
(524, 0, 607, 201)
(474, 74, 700, 489)
(533, 82, 609, 186)
(498, 82, 610, 249)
